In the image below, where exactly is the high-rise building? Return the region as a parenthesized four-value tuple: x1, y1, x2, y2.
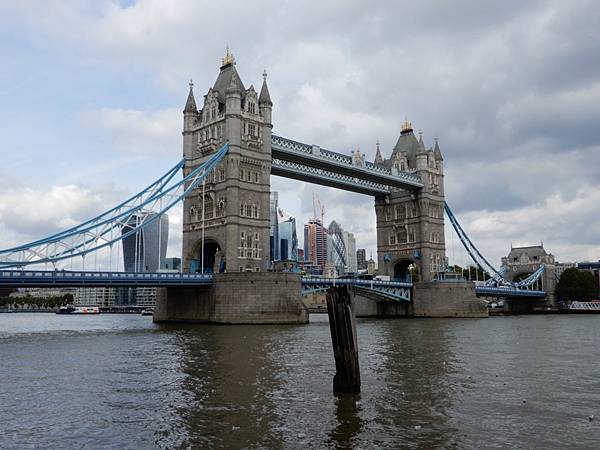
(161, 257, 182, 272)
(122, 211, 169, 272)
(327, 221, 358, 275)
(270, 192, 280, 261)
(278, 208, 298, 261)
(75, 287, 118, 307)
(117, 211, 169, 308)
(304, 219, 327, 273)
(328, 221, 345, 276)
(269, 192, 299, 263)
(357, 248, 367, 271)
(344, 231, 357, 274)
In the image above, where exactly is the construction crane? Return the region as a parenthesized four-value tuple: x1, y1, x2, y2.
(313, 193, 325, 226)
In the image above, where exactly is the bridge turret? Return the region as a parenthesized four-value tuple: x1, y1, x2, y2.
(182, 50, 273, 274)
(183, 80, 199, 160)
(374, 141, 384, 165)
(225, 67, 243, 148)
(416, 134, 428, 172)
(434, 139, 443, 162)
(259, 70, 273, 155)
(375, 122, 446, 282)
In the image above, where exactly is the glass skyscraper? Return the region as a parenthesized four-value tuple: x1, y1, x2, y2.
(121, 211, 169, 272)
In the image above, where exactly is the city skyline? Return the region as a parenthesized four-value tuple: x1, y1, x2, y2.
(0, 1, 599, 267)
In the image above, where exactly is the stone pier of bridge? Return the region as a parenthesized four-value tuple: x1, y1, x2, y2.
(154, 272, 308, 324)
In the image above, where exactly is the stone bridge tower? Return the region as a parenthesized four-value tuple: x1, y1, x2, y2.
(181, 49, 273, 273)
(501, 245, 557, 306)
(375, 121, 446, 282)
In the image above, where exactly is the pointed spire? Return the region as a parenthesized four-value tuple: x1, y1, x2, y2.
(183, 79, 198, 113)
(417, 129, 427, 155)
(374, 140, 384, 165)
(434, 137, 443, 161)
(259, 69, 272, 105)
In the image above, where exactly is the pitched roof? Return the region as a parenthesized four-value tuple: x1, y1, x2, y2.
(386, 130, 420, 168)
(507, 245, 548, 259)
(212, 62, 245, 102)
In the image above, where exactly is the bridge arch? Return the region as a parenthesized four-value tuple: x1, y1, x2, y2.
(189, 237, 224, 274)
(393, 259, 415, 282)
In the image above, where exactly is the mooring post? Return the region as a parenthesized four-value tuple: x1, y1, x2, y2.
(326, 285, 361, 394)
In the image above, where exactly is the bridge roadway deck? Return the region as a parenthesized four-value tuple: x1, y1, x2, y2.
(0, 270, 414, 298)
(271, 135, 424, 195)
(475, 286, 546, 299)
(0, 270, 214, 287)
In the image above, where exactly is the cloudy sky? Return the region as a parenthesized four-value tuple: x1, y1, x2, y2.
(0, 0, 599, 268)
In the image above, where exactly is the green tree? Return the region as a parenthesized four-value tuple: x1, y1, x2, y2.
(556, 268, 599, 302)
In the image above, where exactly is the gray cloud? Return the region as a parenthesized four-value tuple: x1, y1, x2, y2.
(1, 0, 599, 266)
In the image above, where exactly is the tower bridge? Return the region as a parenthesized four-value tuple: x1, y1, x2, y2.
(0, 49, 551, 321)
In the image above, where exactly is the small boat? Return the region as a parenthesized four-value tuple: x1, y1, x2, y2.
(56, 305, 100, 315)
(140, 308, 154, 316)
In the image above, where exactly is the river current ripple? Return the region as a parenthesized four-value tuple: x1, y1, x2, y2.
(0, 313, 599, 449)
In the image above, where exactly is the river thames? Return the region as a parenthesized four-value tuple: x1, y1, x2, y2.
(1, 313, 598, 449)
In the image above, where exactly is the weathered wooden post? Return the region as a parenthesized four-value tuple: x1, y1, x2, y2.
(326, 285, 361, 394)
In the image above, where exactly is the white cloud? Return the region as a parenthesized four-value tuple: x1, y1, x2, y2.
(0, 183, 184, 270)
(80, 107, 181, 156)
(451, 186, 600, 266)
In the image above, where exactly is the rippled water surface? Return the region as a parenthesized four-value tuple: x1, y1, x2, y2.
(1, 313, 599, 449)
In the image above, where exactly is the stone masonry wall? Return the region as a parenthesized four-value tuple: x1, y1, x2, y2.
(413, 281, 488, 318)
(154, 272, 308, 324)
(213, 272, 307, 324)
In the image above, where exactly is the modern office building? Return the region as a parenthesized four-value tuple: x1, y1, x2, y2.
(328, 221, 345, 276)
(304, 219, 328, 273)
(269, 192, 298, 263)
(327, 220, 358, 275)
(121, 211, 169, 272)
(161, 257, 182, 272)
(344, 231, 357, 274)
(356, 248, 367, 271)
(74, 287, 118, 307)
(278, 208, 298, 261)
(270, 192, 280, 261)
(114, 211, 169, 308)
